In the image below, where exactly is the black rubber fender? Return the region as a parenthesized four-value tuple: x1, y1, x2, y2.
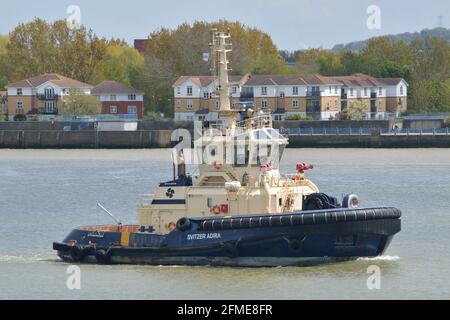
(70, 244, 85, 262)
(221, 242, 238, 258)
(176, 217, 191, 231)
(304, 193, 332, 211)
(95, 249, 111, 264)
(287, 239, 303, 252)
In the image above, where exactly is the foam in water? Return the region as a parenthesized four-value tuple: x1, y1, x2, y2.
(357, 255, 400, 261)
(0, 253, 56, 263)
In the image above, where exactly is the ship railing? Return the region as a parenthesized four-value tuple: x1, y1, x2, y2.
(204, 114, 273, 136)
(236, 114, 273, 130)
(140, 194, 155, 207)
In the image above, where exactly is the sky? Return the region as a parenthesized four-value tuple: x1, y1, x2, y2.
(0, 0, 448, 51)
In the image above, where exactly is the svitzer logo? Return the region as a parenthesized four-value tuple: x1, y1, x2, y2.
(166, 188, 175, 198)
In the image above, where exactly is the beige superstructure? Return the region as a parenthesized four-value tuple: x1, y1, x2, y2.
(140, 31, 320, 235)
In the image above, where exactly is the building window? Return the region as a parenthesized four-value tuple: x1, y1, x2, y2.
(176, 100, 181, 107)
(378, 87, 382, 95)
(261, 87, 267, 96)
(187, 86, 193, 96)
(215, 100, 220, 109)
(292, 86, 298, 95)
(350, 88, 354, 96)
(17, 88, 22, 96)
(110, 95, 116, 101)
(44, 101, 56, 113)
(232, 86, 237, 94)
(187, 100, 193, 109)
(44, 87, 55, 99)
(127, 106, 137, 114)
(261, 100, 268, 109)
(16, 101, 24, 114)
(279, 92, 285, 98)
(334, 86, 338, 94)
(364, 88, 367, 96)
(128, 94, 136, 101)
(203, 92, 210, 99)
(292, 100, 299, 109)
(110, 106, 117, 114)
(400, 85, 404, 95)
(177, 87, 181, 95)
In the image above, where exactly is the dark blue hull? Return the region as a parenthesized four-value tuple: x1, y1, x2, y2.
(53, 207, 401, 267)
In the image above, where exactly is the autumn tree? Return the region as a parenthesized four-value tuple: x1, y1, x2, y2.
(141, 20, 288, 116)
(5, 18, 109, 83)
(90, 44, 144, 87)
(0, 35, 10, 90)
(63, 89, 101, 115)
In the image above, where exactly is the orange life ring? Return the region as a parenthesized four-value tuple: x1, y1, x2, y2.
(212, 205, 221, 215)
(166, 222, 176, 230)
(213, 161, 223, 169)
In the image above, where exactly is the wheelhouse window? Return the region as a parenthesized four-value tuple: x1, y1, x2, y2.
(17, 88, 22, 96)
(187, 86, 193, 96)
(128, 94, 136, 100)
(292, 86, 298, 95)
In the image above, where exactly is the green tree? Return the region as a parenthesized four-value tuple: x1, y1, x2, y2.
(141, 20, 287, 116)
(345, 101, 367, 120)
(6, 18, 109, 83)
(0, 35, 10, 90)
(90, 44, 144, 87)
(63, 89, 101, 115)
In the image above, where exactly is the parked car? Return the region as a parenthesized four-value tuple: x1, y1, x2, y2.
(13, 114, 27, 121)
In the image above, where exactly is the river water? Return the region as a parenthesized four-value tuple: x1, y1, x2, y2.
(0, 148, 449, 299)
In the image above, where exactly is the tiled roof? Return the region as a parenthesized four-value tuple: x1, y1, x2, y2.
(376, 78, 405, 86)
(7, 73, 93, 88)
(91, 81, 143, 95)
(245, 75, 307, 86)
(173, 75, 251, 87)
(173, 73, 407, 88)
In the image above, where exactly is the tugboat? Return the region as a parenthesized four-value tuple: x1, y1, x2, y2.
(53, 30, 401, 267)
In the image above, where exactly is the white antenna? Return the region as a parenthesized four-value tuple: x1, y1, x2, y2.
(211, 29, 232, 112)
(97, 203, 122, 227)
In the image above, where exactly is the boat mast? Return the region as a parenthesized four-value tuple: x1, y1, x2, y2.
(210, 29, 235, 133)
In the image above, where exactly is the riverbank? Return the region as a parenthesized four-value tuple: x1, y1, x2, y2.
(1, 129, 450, 148)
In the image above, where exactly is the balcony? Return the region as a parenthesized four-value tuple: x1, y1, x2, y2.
(36, 94, 59, 101)
(240, 92, 254, 100)
(306, 91, 321, 97)
(38, 107, 58, 115)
